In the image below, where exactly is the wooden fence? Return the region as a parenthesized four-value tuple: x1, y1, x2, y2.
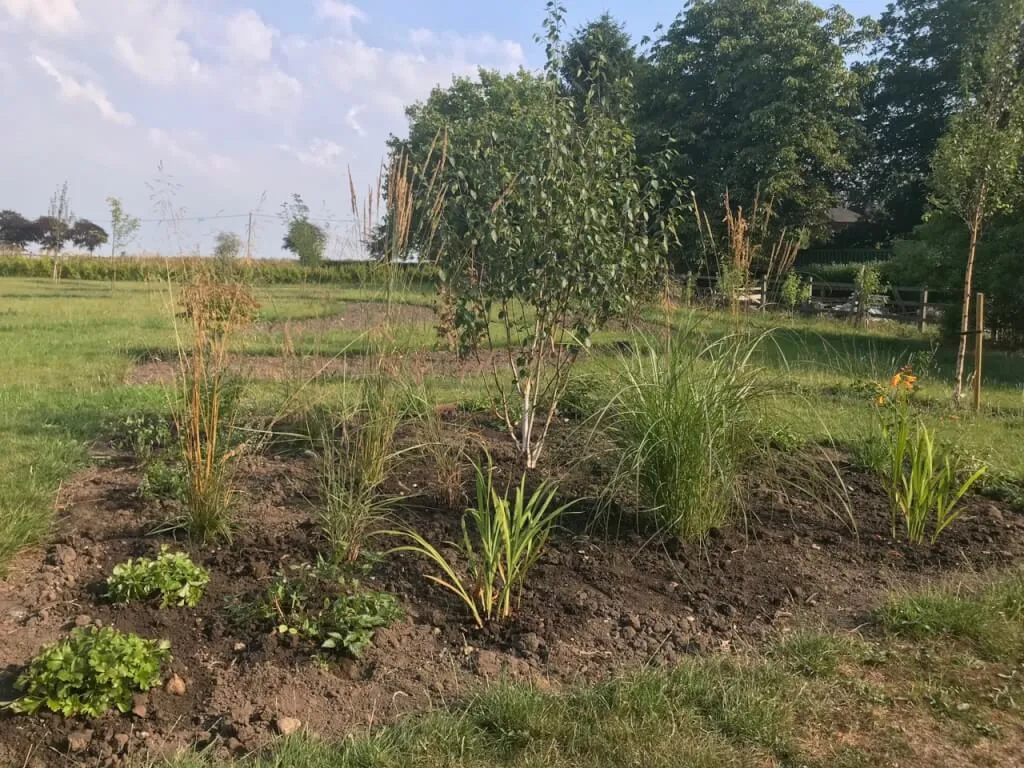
(677, 274, 949, 332)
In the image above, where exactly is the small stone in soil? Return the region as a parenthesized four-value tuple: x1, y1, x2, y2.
(166, 674, 187, 696)
(113, 734, 130, 753)
(233, 642, 247, 652)
(66, 729, 94, 753)
(275, 717, 302, 736)
(132, 694, 148, 718)
(73, 614, 92, 627)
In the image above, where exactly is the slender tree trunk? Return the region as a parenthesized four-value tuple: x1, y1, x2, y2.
(953, 213, 982, 404)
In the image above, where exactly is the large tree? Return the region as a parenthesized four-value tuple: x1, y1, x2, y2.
(640, 0, 872, 234)
(70, 219, 109, 253)
(929, 0, 1024, 403)
(0, 210, 37, 249)
(561, 13, 638, 118)
(862, 0, 992, 240)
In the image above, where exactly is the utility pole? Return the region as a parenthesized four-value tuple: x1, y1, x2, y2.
(245, 212, 254, 263)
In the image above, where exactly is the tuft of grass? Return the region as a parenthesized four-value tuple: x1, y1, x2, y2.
(771, 632, 848, 678)
(606, 330, 770, 541)
(875, 569, 1024, 662)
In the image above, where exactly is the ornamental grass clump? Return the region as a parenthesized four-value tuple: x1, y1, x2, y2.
(173, 277, 259, 543)
(608, 332, 770, 542)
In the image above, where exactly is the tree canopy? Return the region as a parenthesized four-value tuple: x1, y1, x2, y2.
(639, 0, 873, 234)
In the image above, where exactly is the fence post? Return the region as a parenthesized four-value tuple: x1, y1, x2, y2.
(918, 287, 929, 333)
(760, 275, 768, 312)
(974, 292, 985, 412)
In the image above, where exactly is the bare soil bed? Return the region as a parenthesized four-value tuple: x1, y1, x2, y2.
(2, 419, 1022, 767)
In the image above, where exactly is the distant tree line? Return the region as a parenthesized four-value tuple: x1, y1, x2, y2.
(0, 209, 108, 253)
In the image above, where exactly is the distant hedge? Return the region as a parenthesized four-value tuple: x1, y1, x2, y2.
(0, 253, 438, 287)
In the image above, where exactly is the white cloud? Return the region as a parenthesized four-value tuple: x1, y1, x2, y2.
(223, 9, 275, 62)
(235, 68, 302, 115)
(34, 53, 134, 125)
(149, 127, 235, 176)
(111, 0, 204, 85)
(0, 0, 81, 36)
(345, 104, 366, 136)
(278, 138, 344, 169)
(315, 0, 366, 35)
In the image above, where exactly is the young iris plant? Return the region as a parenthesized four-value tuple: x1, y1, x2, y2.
(875, 368, 986, 544)
(386, 459, 573, 628)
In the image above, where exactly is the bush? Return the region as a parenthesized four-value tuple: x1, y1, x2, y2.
(607, 333, 768, 541)
(388, 460, 574, 627)
(11, 626, 171, 716)
(107, 547, 210, 608)
(107, 413, 172, 463)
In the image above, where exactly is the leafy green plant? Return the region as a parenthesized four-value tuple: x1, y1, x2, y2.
(388, 460, 574, 627)
(315, 373, 401, 563)
(10, 626, 171, 717)
(779, 272, 811, 312)
(107, 547, 210, 608)
(854, 265, 885, 325)
(139, 459, 187, 503)
(254, 562, 400, 657)
(607, 332, 768, 541)
(874, 369, 987, 544)
(109, 413, 172, 463)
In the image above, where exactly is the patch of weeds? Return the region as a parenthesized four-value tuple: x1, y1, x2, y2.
(107, 413, 172, 463)
(875, 569, 1024, 662)
(140, 459, 187, 504)
(772, 633, 846, 678)
(9, 626, 171, 717)
(240, 560, 400, 658)
(107, 547, 209, 608)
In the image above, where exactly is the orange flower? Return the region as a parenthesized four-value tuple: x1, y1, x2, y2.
(889, 374, 902, 388)
(875, 395, 886, 407)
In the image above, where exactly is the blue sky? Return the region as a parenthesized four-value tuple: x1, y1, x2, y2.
(0, 0, 890, 257)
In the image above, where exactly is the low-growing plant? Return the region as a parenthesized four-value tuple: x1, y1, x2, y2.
(873, 369, 986, 544)
(107, 547, 210, 608)
(315, 373, 401, 563)
(606, 332, 769, 541)
(388, 459, 574, 628)
(10, 626, 171, 717)
(139, 459, 187, 503)
(108, 413, 172, 463)
(253, 562, 400, 657)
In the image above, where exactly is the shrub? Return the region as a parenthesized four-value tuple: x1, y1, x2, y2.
(255, 563, 400, 657)
(11, 627, 171, 717)
(107, 547, 209, 608)
(388, 460, 574, 627)
(607, 333, 768, 541)
(873, 369, 986, 544)
(779, 272, 811, 312)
